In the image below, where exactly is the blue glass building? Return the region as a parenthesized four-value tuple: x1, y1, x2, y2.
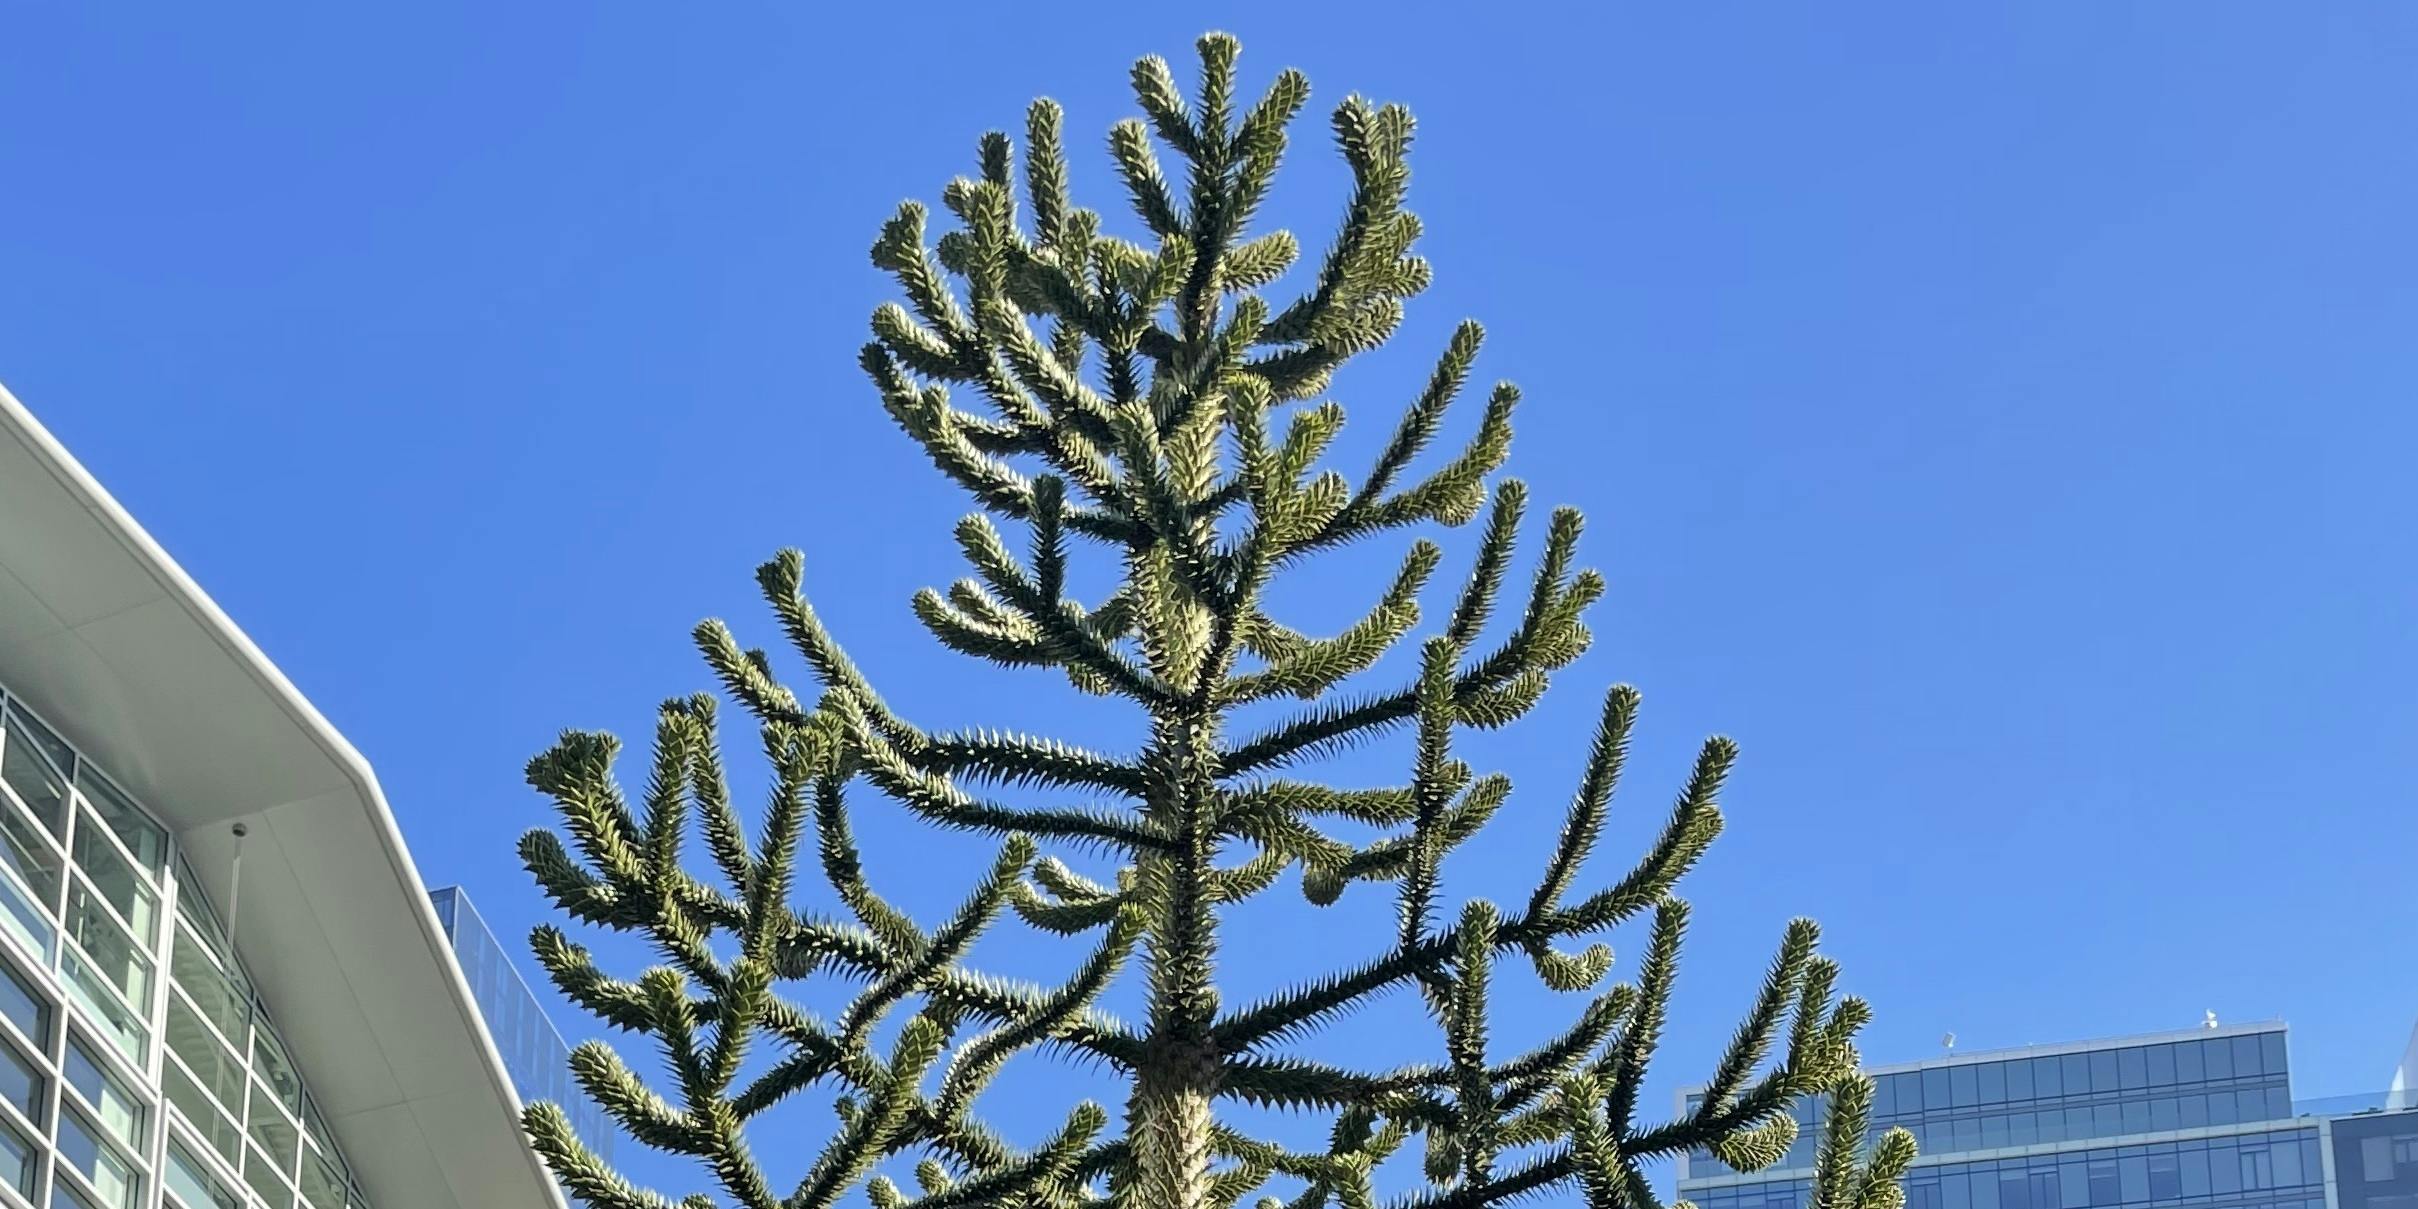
(1680, 1023, 2331, 1209)
(426, 887, 614, 1168)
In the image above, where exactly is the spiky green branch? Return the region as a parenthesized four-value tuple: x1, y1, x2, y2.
(519, 33, 1914, 1209)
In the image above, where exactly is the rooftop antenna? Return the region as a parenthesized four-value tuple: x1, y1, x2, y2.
(2204, 1011, 2219, 1030)
(226, 822, 249, 951)
(1943, 1032, 1956, 1056)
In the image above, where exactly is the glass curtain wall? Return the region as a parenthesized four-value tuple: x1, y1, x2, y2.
(0, 682, 372, 1209)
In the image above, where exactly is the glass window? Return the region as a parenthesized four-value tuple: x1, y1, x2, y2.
(2091, 1103, 2118, 1136)
(2035, 1056, 2063, 1100)
(63, 885, 148, 1006)
(165, 996, 243, 1112)
(2261, 1033, 2289, 1081)
(2242, 1145, 2275, 1190)
(2120, 1100, 2149, 1135)
(2208, 1090, 2239, 1126)
(2065, 1106, 2091, 1140)
(0, 1115, 33, 1198)
(1926, 1069, 1953, 1113)
(1974, 1170, 2000, 1209)
(2088, 1051, 2119, 1094)
(298, 1152, 347, 1209)
(2063, 1054, 2091, 1095)
(1998, 1171, 2028, 1209)
(2146, 1044, 2176, 1087)
(1897, 1071, 1925, 1114)
(1945, 1170, 1972, 1209)
(1954, 1117, 1982, 1152)
(2205, 1038, 2235, 1081)
(70, 774, 161, 875)
(2147, 1154, 2180, 1200)
(1953, 1065, 1979, 1108)
(2210, 1142, 2241, 1194)
(65, 1034, 142, 1149)
(2059, 1158, 2088, 1209)
(71, 819, 156, 946)
(0, 792, 64, 919)
(166, 1137, 242, 1209)
(243, 1141, 296, 1209)
(2119, 1154, 2148, 1202)
(248, 1078, 300, 1169)
(60, 948, 145, 1062)
(2180, 1146, 2210, 1197)
(0, 864, 56, 968)
(2027, 1169, 2059, 1209)
(2119, 1048, 2147, 1090)
(2267, 1086, 2291, 1122)
(57, 1106, 141, 1209)
(0, 1034, 40, 1126)
(172, 863, 232, 953)
(162, 1062, 240, 1165)
(3, 710, 70, 782)
(0, 958, 47, 1049)
(53, 1180, 103, 1209)
(252, 1028, 302, 1116)
(2149, 1097, 2178, 1133)
(1981, 1063, 2008, 1105)
(2011, 1112, 2038, 1147)
(2, 710, 71, 829)
(2232, 1036, 2264, 1077)
(301, 1097, 336, 1167)
(2272, 1138, 2303, 1186)
(170, 928, 248, 1043)
(2087, 1160, 2119, 1206)
(2179, 1094, 2206, 1129)
(1983, 1114, 2009, 1149)
(2008, 1060, 2034, 1102)
(2176, 1042, 2204, 1084)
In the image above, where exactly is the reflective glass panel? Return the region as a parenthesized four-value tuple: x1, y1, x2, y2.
(57, 1105, 140, 1209)
(0, 955, 47, 1048)
(0, 792, 64, 921)
(0, 1035, 37, 1125)
(170, 927, 247, 1043)
(1, 711, 71, 830)
(65, 1033, 142, 1149)
(243, 1141, 295, 1209)
(70, 817, 156, 946)
(70, 773, 161, 875)
(163, 1062, 240, 1166)
(63, 884, 148, 1006)
(166, 1137, 243, 1209)
(60, 948, 145, 1062)
(0, 1114, 33, 1197)
(248, 1077, 299, 1169)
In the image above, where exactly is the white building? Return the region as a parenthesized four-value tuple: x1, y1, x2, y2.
(0, 382, 558, 1209)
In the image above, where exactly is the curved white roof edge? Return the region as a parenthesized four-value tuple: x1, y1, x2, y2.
(0, 382, 563, 1208)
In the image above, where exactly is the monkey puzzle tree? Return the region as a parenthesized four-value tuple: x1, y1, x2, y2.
(516, 33, 1916, 1209)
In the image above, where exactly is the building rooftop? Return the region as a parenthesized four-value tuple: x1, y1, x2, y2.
(0, 382, 561, 1208)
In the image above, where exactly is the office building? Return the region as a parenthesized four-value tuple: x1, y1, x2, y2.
(426, 887, 611, 1168)
(0, 383, 558, 1207)
(1679, 1020, 2418, 1209)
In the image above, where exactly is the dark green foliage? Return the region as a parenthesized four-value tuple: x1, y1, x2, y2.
(517, 33, 1916, 1209)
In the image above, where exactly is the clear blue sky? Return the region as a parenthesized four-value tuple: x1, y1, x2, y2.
(4, 3, 2415, 1200)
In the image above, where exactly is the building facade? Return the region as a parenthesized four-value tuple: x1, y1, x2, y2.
(0, 383, 558, 1208)
(1680, 1022, 2418, 1209)
(425, 888, 610, 1168)
(2326, 1110, 2418, 1209)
